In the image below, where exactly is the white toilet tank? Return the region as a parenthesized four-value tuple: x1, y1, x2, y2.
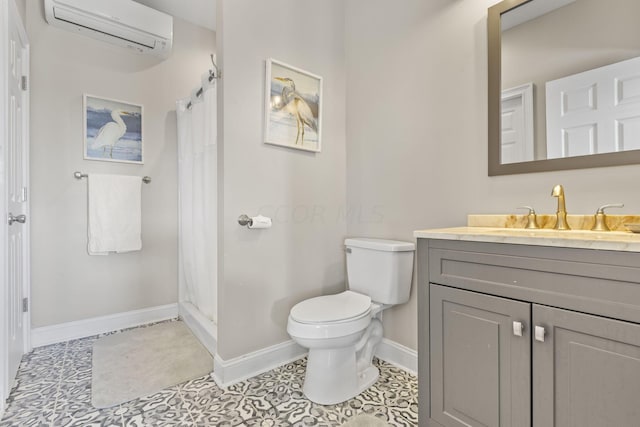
(345, 238, 415, 305)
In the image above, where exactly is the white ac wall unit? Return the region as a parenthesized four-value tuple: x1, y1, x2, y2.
(44, 0, 173, 58)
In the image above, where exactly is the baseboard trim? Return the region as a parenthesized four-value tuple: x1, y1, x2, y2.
(179, 302, 217, 356)
(31, 303, 179, 348)
(211, 337, 416, 388)
(212, 340, 307, 388)
(375, 338, 418, 376)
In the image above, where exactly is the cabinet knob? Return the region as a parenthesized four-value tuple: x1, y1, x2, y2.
(512, 321, 524, 337)
(535, 325, 546, 342)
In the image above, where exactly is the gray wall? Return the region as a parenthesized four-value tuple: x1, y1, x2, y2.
(27, 2, 215, 327)
(217, 0, 347, 360)
(15, 0, 25, 23)
(502, 0, 640, 158)
(345, 0, 640, 351)
(29, 0, 640, 358)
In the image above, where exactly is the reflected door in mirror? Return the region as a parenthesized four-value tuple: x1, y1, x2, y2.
(546, 56, 640, 159)
(501, 83, 534, 164)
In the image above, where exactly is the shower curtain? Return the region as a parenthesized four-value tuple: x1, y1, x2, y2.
(177, 79, 217, 324)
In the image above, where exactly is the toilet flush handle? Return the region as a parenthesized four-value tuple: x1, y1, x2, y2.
(345, 248, 352, 253)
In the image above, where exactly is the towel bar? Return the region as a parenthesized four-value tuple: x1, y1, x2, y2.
(74, 171, 151, 184)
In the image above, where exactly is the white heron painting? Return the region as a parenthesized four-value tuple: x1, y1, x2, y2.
(265, 59, 322, 152)
(84, 95, 143, 164)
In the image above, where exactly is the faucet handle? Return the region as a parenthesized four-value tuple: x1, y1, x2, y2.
(595, 203, 624, 214)
(517, 206, 540, 229)
(517, 206, 537, 216)
(592, 203, 624, 231)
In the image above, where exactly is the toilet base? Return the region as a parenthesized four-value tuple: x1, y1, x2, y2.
(302, 346, 380, 405)
(357, 364, 380, 395)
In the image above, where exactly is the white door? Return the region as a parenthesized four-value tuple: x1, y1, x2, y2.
(546, 56, 640, 159)
(501, 83, 535, 164)
(1, 0, 30, 407)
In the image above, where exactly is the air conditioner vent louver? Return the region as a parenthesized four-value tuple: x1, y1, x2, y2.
(44, 0, 173, 58)
(53, 7, 157, 49)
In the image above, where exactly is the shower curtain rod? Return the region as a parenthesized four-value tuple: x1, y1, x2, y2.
(186, 54, 220, 110)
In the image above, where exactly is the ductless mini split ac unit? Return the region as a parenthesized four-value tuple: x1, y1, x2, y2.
(44, 0, 173, 58)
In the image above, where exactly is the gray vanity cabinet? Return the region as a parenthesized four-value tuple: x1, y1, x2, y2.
(429, 284, 530, 427)
(533, 305, 640, 427)
(418, 238, 640, 427)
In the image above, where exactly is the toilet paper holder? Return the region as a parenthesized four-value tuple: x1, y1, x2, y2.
(238, 214, 272, 229)
(238, 214, 253, 227)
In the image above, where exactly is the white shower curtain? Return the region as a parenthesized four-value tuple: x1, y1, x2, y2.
(177, 79, 217, 324)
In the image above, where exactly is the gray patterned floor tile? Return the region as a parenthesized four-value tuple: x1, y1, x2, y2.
(0, 398, 57, 427)
(188, 392, 246, 426)
(2, 378, 59, 426)
(118, 388, 193, 426)
(0, 322, 418, 427)
(28, 341, 68, 358)
(189, 411, 246, 427)
(52, 404, 123, 427)
(175, 375, 224, 402)
(16, 350, 66, 384)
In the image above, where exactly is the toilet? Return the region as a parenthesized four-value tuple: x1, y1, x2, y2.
(287, 238, 415, 405)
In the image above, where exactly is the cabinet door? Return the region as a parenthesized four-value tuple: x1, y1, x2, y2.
(430, 284, 531, 427)
(533, 305, 640, 427)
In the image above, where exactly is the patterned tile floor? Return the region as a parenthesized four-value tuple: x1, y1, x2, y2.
(0, 331, 418, 426)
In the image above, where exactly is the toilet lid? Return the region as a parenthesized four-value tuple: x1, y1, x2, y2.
(290, 291, 371, 324)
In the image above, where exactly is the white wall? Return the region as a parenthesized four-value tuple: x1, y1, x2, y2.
(27, 2, 215, 327)
(217, 0, 347, 359)
(345, 0, 640, 351)
(14, 0, 25, 23)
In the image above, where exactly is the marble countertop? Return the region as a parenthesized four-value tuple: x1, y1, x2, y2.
(414, 214, 640, 252)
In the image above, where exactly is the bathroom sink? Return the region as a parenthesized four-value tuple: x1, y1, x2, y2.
(414, 226, 640, 252)
(488, 228, 639, 241)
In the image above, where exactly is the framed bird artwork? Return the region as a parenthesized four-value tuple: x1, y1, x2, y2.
(265, 58, 322, 153)
(83, 94, 144, 164)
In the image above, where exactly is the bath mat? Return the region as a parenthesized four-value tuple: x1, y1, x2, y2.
(340, 414, 390, 427)
(91, 321, 213, 408)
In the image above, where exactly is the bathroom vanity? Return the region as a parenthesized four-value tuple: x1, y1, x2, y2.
(416, 225, 640, 426)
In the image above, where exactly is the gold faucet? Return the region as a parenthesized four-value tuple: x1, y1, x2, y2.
(592, 203, 624, 231)
(551, 184, 570, 230)
(517, 206, 540, 229)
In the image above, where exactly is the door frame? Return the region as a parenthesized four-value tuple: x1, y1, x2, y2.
(0, 0, 30, 414)
(501, 82, 535, 163)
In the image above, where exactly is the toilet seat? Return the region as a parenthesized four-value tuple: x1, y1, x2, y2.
(287, 291, 372, 340)
(290, 290, 371, 324)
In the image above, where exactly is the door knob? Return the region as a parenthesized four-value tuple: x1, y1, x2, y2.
(8, 213, 26, 225)
(534, 325, 546, 342)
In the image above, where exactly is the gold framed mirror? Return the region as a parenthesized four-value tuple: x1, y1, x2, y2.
(488, 0, 640, 176)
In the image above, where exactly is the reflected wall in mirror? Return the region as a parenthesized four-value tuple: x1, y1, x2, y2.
(488, 0, 640, 175)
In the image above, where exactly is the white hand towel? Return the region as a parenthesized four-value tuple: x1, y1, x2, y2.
(88, 174, 142, 255)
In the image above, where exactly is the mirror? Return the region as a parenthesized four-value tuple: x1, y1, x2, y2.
(488, 0, 640, 175)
